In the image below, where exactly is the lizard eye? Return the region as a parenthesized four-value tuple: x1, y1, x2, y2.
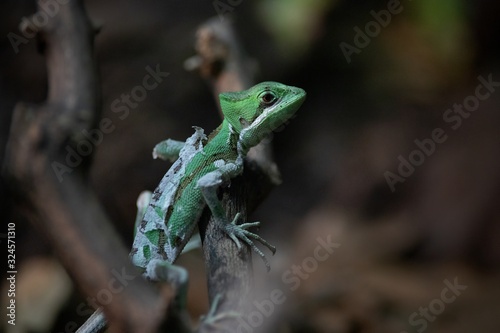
(259, 91, 277, 106)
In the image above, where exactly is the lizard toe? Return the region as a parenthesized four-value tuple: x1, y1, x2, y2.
(199, 293, 241, 332)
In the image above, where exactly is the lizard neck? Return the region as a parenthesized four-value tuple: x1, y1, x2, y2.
(205, 119, 241, 157)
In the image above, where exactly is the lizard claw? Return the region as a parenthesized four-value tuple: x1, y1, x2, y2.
(222, 213, 276, 271)
(199, 294, 241, 332)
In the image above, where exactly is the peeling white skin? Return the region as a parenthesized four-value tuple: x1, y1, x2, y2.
(197, 170, 223, 188)
(237, 103, 282, 155)
(197, 159, 242, 194)
(131, 127, 207, 268)
(152, 139, 184, 161)
(239, 103, 279, 143)
(213, 159, 226, 168)
(227, 123, 235, 144)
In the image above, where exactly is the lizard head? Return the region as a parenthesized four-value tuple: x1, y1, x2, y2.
(219, 81, 306, 153)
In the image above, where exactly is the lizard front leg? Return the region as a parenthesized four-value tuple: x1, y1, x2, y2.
(153, 138, 185, 161)
(197, 163, 276, 271)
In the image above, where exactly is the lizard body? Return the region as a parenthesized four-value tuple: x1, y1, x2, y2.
(78, 81, 306, 332)
(132, 81, 306, 273)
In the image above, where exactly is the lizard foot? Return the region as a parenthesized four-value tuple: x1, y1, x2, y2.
(198, 294, 240, 332)
(222, 213, 276, 271)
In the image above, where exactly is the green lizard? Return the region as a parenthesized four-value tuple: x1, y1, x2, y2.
(78, 81, 306, 332)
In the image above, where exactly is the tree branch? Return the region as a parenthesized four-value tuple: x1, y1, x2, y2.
(187, 17, 281, 331)
(3, 1, 171, 332)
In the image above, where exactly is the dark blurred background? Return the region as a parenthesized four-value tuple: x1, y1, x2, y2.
(1, 0, 499, 332)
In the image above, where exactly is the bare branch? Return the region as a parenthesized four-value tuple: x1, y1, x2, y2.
(3, 1, 171, 332)
(188, 17, 280, 331)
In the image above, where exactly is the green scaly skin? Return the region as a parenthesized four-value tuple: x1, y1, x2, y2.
(77, 82, 306, 333)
